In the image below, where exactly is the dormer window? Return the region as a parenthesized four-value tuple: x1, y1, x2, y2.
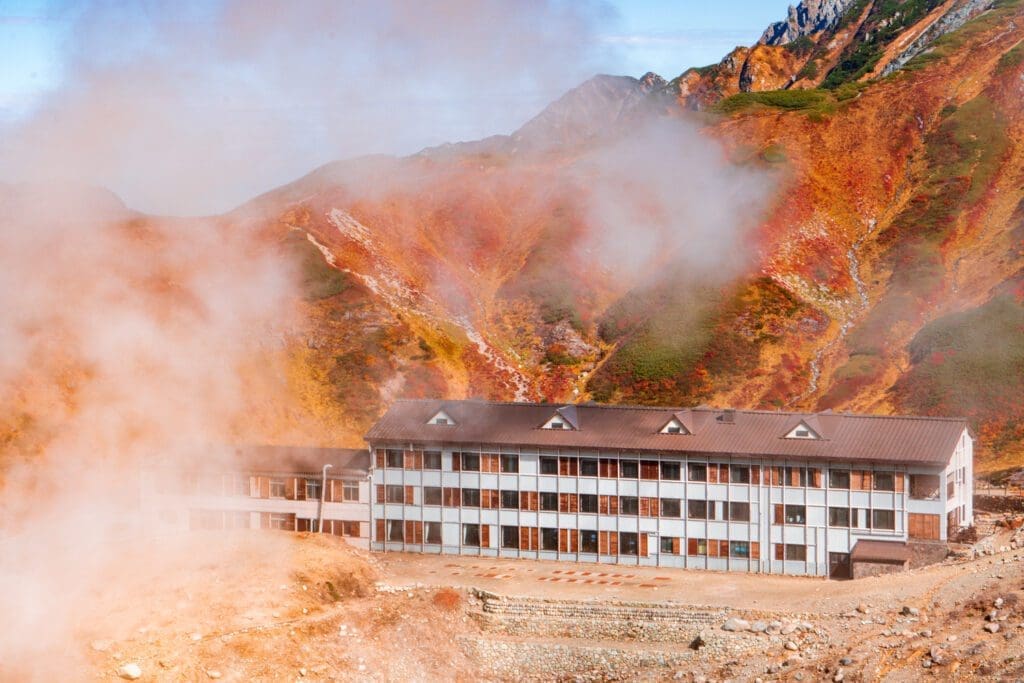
(784, 421, 820, 440)
(660, 418, 689, 435)
(541, 413, 575, 430)
(795, 428, 810, 438)
(427, 410, 455, 426)
(549, 421, 564, 430)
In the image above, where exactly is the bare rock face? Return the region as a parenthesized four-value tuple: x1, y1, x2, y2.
(760, 0, 860, 46)
(739, 45, 802, 92)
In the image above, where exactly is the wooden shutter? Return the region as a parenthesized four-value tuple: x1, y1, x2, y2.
(451, 453, 460, 471)
(403, 450, 420, 469)
(641, 461, 659, 480)
(480, 525, 490, 548)
(520, 527, 531, 551)
(853, 470, 872, 491)
(909, 513, 940, 540)
(775, 544, 784, 560)
(571, 530, 579, 552)
(285, 478, 295, 500)
(718, 464, 729, 481)
(559, 493, 570, 513)
(259, 477, 270, 499)
(482, 454, 499, 473)
(375, 518, 385, 541)
(404, 520, 423, 544)
(520, 491, 538, 511)
(485, 490, 500, 509)
(639, 533, 648, 557)
(405, 485, 415, 505)
(599, 459, 618, 478)
(708, 538, 720, 557)
(376, 484, 385, 503)
(774, 504, 784, 525)
(895, 473, 905, 493)
(672, 538, 681, 554)
(599, 495, 610, 514)
(789, 468, 801, 487)
(443, 487, 459, 507)
(295, 479, 307, 501)
(708, 464, 719, 484)
(810, 468, 822, 488)
(559, 457, 578, 476)
(770, 467, 781, 486)
(647, 497, 659, 517)
(687, 538, 698, 556)
(375, 449, 385, 468)
(750, 542, 760, 560)
(752, 466, 761, 485)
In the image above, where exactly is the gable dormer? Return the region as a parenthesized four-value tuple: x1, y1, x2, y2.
(427, 409, 455, 426)
(784, 420, 821, 440)
(541, 414, 575, 430)
(660, 417, 690, 435)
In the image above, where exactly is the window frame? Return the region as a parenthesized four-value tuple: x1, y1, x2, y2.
(500, 454, 519, 473)
(423, 486, 443, 506)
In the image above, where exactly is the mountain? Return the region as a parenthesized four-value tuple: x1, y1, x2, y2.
(2, 1, 1023, 475)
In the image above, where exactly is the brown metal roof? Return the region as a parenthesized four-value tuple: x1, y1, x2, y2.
(364, 400, 968, 466)
(850, 540, 911, 563)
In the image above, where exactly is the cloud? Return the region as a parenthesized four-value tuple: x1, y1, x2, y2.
(0, 0, 620, 215)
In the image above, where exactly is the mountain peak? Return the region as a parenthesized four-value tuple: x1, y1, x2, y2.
(759, 0, 860, 46)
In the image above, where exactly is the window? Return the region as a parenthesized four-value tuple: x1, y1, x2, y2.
(726, 502, 750, 522)
(730, 541, 750, 558)
(269, 479, 286, 498)
(501, 525, 519, 549)
(425, 521, 442, 544)
(269, 512, 291, 529)
(580, 458, 598, 477)
(385, 485, 405, 503)
(619, 532, 638, 555)
(342, 481, 359, 501)
(873, 472, 895, 491)
(500, 454, 519, 473)
(909, 474, 940, 500)
(387, 519, 403, 542)
(661, 537, 678, 554)
(539, 457, 558, 475)
(460, 453, 480, 471)
(620, 460, 639, 478)
(428, 410, 454, 425)
(540, 492, 558, 511)
(661, 461, 681, 481)
(231, 476, 249, 497)
(871, 509, 895, 530)
(424, 486, 442, 506)
(785, 467, 807, 487)
(947, 478, 955, 498)
(341, 521, 360, 537)
(386, 449, 403, 468)
(687, 499, 709, 520)
(423, 451, 442, 470)
(433, 417, 449, 425)
(729, 466, 750, 484)
(620, 496, 639, 515)
(640, 461, 659, 480)
(540, 527, 559, 551)
(828, 507, 850, 527)
(500, 490, 519, 509)
(461, 488, 480, 507)
(579, 494, 598, 513)
(688, 538, 708, 556)
(785, 544, 806, 561)
(666, 426, 682, 434)
(462, 524, 480, 546)
(661, 498, 681, 517)
(784, 505, 806, 524)
(688, 463, 707, 482)
(305, 479, 322, 500)
(828, 469, 850, 489)
(580, 530, 598, 553)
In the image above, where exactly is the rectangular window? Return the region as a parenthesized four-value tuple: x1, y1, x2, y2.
(687, 537, 708, 556)
(688, 463, 707, 482)
(909, 474, 940, 500)
(873, 472, 895, 491)
(640, 461, 659, 480)
(598, 458, 618, 478)
(660, 461, 682, 481)
(269, 478, 286, 498)
(342, 481, 359, 501)
(500, 454, 519, 473)
(785, 467, 806, 487)
(422, 451, 442, 470)
(619, 496, 639, 515)
(871, 509, 895, 530)
(660, 498, 681, 517)
(829, 469, 850, 488)
(342, 521, 360, 537)
(687, 499, 708, 520)
(784, 505, 806, 525)
(500, 490, 519, 509)
(385, 449, 403, 468)
(385, 485, 405, 503)
(540, 492, 558, 511)
(305, 479, 322, 500)
(539, 457, 558, 475)
(729, 466, 750, 484)
(540, 527, 559, 551)
(660, 537, 677, 554)
(501, 525, 519, 549)
(619, 532, 638, 555)
(726, 502, 750, 522)
(460, 453, 480, 472)
(785, 544, 806, 561)
(730, 541, 750, 558)
(828, 507, 850, 527)
(425, 521, 442, 544)
(580, 458, 598, 477)
(462, 523, 480, 546)
(579, 494, 598, 513)
(580, 530, 598, 553)
(461, 488, 480, 507)
(387, 519, 403, 542)
(620, 460, 639, 478)
(424, 486, 442, 506)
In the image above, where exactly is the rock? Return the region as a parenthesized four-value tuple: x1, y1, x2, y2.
(834, 670, 845, 682)
(985, 623, 1000, 634)
(986, 610, 999, 622)
(947, 635, 958, 642)
(930, 645, 946, 665)
(785, 641, 799, 651)
(839, 657, 853, 666)
(751, 620, 769, 633)
(690, 633, 706, 650)
(767, 620, 783, 634)
(190, 632, 203, 642)
(920, 629, 933, 637)
(781, 622, 798, 635)
(856, 603, 869, 614)
(722, 617, 751, 632)
(995, 598, 1005, 608)
(206, 671, 222, 680)
(795, 673, 805, 681)
(117, 664, 142, 680)
(922, 658, 933, 669)
(299, 668, 307, 677)
(902, 606, 920, 616)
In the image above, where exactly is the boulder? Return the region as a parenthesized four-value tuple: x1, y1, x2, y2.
(117, 664, 142, 680)
(722, 617, 751, 632)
